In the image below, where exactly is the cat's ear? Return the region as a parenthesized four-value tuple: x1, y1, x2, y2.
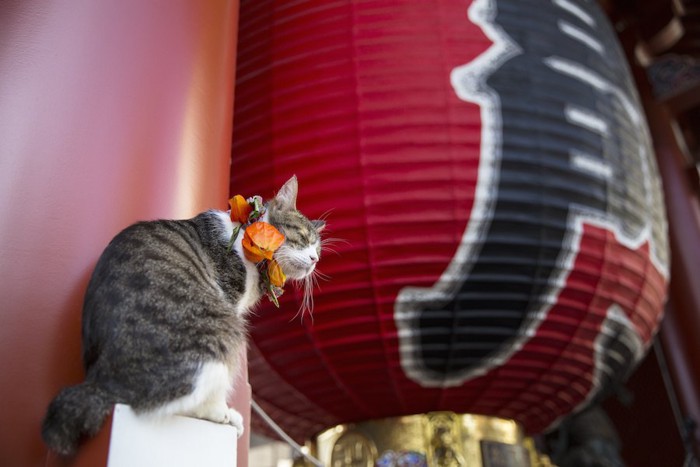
(274, 175, 298, 210)
(312, 219, 326, 233)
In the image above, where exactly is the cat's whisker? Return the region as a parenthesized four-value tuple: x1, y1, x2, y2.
(287, 275, 312, 324)
(299, 274, 317, 324)
(321, 237, 347, 249)
(289, 305, 305, 323)
(313, 269, 331, 282)
(321, 236, 347, 245)
(321, 237, 346, 256)
(317, 208, 334, 222)
(306, 285, 316, 324)
(320, 246, 340, 256)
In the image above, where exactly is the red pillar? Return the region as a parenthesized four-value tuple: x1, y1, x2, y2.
(0, 1, 245, 465)
(631, 49, 700, 461)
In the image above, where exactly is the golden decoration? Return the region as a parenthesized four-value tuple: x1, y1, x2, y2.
(302, 412, 555, 467)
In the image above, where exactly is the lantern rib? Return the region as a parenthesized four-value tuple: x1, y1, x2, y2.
(351, 0, 409, 416)
(249, 343, 345, 429)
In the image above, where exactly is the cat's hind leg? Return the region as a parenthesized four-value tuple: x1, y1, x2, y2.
(147, 361, 244, 438)
(188, 389, 244, 437)
(197, 403, 244, 436)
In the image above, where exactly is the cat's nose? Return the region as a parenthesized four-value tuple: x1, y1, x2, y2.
(310, 254, 319, 263)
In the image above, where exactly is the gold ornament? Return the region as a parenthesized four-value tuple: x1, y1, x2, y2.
(302, 412, 555, 467)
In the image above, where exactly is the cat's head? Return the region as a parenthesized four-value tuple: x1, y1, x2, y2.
(267, 176, 326, 282)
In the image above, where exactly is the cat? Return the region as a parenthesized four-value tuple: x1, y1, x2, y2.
(41, 175, 325, 456)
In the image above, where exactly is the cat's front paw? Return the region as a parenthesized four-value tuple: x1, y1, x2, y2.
(224, 408, 244, 438)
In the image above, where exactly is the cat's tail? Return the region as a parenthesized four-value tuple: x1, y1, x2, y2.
(41, 382, 113, 456)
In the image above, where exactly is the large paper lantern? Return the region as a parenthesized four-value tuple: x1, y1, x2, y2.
(231, 0, 668, 458)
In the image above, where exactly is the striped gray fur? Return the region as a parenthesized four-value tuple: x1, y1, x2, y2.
(42, 176, 325, 456)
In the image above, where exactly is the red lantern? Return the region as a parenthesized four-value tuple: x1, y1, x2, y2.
(231, 0, 669, 444)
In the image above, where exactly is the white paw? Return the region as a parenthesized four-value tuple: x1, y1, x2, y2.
(224, 408, 244, 438)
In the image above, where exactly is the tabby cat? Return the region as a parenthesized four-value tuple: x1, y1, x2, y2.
(42, 176, 325, 455)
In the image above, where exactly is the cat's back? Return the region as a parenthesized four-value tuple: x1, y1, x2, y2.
(81, 213, 248, 370)
(86, 219, 205, 294)
(84, 217, 231, 334)
(101, 217, 200, 263)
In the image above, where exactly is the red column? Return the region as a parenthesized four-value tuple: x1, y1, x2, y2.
(0, 1, 244, 465)
(632, 51, 700, 461)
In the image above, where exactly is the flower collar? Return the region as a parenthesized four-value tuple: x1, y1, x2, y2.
(228, 194, 286, 307)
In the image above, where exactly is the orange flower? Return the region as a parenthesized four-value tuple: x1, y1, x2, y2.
(229, 195, 252, 224)
(267, 260, 286, 287)
(242, 222, 285, 263)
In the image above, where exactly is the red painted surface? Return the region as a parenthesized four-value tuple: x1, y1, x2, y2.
(634, 59, 700, 460)
(604, 346, 686, 466)
(232, 0, 668, 442)
(0, 1, 241, 465)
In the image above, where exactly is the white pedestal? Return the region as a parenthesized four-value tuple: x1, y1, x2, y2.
(106, 404, 238, 467)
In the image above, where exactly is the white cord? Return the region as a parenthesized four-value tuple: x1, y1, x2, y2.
(250, 399, 324, 467)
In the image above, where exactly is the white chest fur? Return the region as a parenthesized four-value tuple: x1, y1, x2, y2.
(212, 211, 261, 315)
(143, 360, 243, 437)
